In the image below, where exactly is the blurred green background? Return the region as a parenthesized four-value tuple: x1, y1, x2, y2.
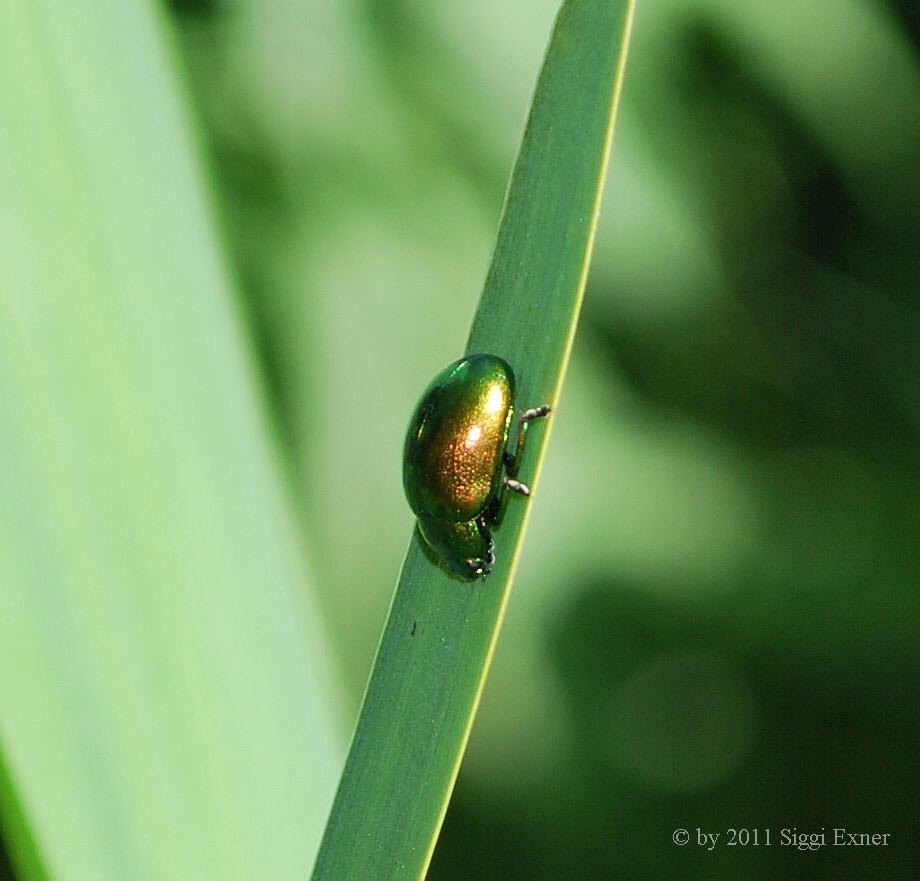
(3, 0, 920, 878)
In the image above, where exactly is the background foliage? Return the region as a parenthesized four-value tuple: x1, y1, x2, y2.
(3, 0, 919, 878)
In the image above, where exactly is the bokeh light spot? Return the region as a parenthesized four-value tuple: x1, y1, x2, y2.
(608, 650, 759, 790)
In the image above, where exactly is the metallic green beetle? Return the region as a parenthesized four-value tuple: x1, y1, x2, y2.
(403, 354, 551, 581)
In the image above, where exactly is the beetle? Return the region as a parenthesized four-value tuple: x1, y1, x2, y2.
(403, 354, 551, 580)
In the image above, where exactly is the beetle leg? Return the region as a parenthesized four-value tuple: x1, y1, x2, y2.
(504, 405, 552, 477)
(504, 477, 530, 496)
(522, 405, 553, 421)
(487, 476, 530, 529)
(474, 517, 495, 578)
(486, 405, 551, 528)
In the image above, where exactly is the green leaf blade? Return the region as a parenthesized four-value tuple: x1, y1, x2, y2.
(311, 2, 636, 879)
(0, 3, 343, 880)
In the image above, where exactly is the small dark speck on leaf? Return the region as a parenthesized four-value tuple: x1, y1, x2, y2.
(410, 621, 418, 637)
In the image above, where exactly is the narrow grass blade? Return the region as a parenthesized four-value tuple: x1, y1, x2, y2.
(0, 3, 342, 880)
(310, 1, 636, 879)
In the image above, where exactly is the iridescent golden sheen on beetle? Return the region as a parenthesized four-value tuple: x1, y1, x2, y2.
(404, 356, 513, 522)
(403, 354, 551, 581)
